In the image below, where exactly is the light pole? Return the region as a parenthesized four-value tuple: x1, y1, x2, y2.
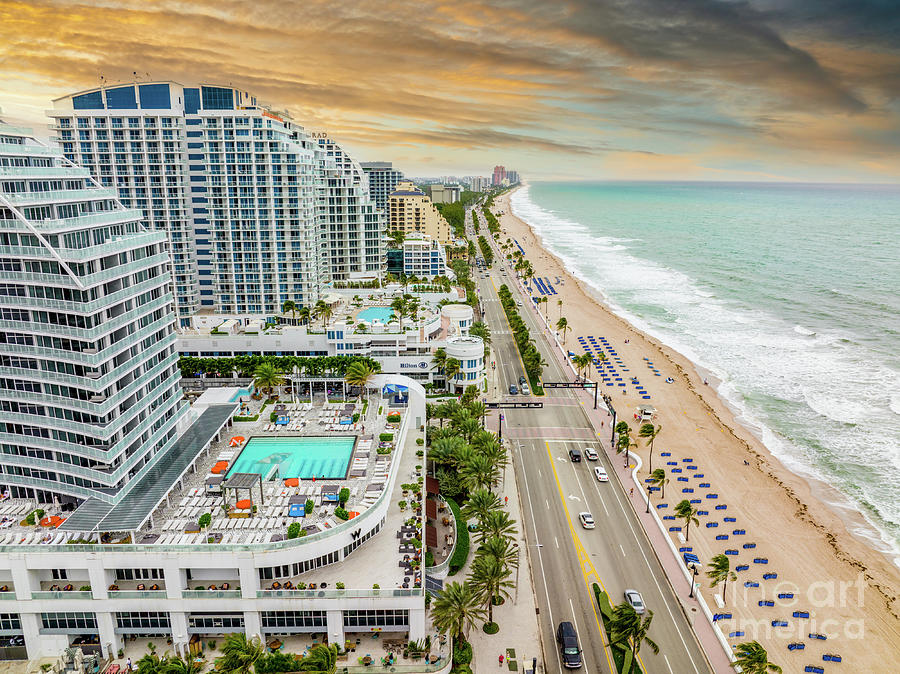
(688, 564, 699, 598)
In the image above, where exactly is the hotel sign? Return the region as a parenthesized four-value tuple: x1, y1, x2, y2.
(400, 362, 429, 369)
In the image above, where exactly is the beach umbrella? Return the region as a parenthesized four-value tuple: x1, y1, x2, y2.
(229, 436, 245, 447)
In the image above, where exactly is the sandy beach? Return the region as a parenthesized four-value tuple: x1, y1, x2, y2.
(491, 188, 900, 673)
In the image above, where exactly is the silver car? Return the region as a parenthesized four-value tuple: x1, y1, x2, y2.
(624, 589, 646, 614)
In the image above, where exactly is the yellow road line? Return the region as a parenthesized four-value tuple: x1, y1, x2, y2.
(544, 441, 616, 673)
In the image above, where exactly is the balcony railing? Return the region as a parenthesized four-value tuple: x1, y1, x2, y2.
(182, 590, 242, 599)
(31, 591, 93, 600)
(107, 590, 167, 599)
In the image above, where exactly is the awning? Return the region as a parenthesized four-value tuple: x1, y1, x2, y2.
(425, 524, 438, 549)
(425, 476, 440, 496)
(425, 499, 437, 520)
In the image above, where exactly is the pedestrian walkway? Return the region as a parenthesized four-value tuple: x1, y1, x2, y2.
(463, 439, 543, 673)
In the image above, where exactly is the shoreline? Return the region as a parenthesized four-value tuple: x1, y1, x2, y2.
(491, 186, 900, 672)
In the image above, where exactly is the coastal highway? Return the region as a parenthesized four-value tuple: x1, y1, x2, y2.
(473, 218, 712, 673)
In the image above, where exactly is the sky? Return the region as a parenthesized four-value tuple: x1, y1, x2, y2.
(1, 0, 899, 182)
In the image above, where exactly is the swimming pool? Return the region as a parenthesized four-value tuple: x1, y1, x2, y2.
(229, 387, 254, 402)
(357, 307, 395, 323)
(227, 436, 356, 480)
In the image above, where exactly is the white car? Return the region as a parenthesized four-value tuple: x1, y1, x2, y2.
(584, 447, 599, 461)
(578, 512, 595, 529)
(624, 589, 646, 614)
(594, 466, 608, 482)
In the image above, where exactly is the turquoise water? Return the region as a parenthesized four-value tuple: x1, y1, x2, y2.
(229, 387, 253, 402)
(357, 307, 395, 323)
(512, 181, 900, 558)
(228, 436, 356, 479)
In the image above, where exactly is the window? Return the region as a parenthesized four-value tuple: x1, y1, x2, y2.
(188, 613, 244, 630)
(261, 611, 326, 629)
(116, 612, 171, 630)
(41, 612, 98, 631)
(0, 614, 21, 631)
(343, 610, 408, 628)
(201, 86, 234, 110)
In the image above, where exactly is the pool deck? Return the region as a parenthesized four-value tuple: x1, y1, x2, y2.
(226, 435, 358, 481)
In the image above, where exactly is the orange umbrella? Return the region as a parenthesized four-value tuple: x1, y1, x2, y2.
(229, 436, 245, 447)
(348, 511, 359, 519)
(39, 517, 53, 527)
(235, 499, 253, 510)
(284, 478, 299, 487)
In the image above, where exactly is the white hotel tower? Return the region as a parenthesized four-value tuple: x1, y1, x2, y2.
(0, 120, 187, 505)
(48, 83, 384, 324)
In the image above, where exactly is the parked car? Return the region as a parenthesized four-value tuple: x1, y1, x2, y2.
(624, 589, 646, 614)
(584, 447, 599, 461)
(509, 384, 518, 395)
(594, 466, 609, 482)
(519, 375, 527, 386)
(556, 621, 582, 669)
(569, 448, 582, 462)
(578, 512, 595, 529)
(520, 383, 530, 395)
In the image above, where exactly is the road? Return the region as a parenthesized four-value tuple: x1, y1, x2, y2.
(468, 205, 712, 674)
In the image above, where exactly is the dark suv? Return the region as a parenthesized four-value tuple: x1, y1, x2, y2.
(556, 621, 582, 668)
(569, 448, 582, 462)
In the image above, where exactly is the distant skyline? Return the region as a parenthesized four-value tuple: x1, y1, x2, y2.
(1, 0, 899, 182)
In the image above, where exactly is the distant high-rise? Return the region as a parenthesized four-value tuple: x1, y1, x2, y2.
(429, 184, 461, 204)
(389, 181, 452, 245)
(361, 161, 404, 214)
(468, 176, 490, 192)
(506, 170, 519, 184)
(49, 82, 379, 320)
(0, 120, 186, 503)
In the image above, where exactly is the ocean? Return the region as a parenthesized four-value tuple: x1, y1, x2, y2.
(511, 181, 900, 561)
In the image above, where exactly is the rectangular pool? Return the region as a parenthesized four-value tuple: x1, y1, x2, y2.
(227, 436, 356, 480)
(357, 307, 395, 323)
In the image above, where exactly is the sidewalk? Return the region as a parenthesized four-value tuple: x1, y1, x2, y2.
(515, 271, 734, 673)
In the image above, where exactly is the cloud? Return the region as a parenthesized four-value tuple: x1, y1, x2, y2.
(0, 0, 898, 181)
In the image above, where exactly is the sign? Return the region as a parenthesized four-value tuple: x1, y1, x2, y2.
(400, 362, 429, 369)
(486, 402, 543, 409)
(310, 131, 329, 139)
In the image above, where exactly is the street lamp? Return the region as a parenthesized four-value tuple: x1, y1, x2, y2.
(688, 564, 699, 598)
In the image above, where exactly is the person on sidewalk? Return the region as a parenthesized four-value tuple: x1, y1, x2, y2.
(499, 654, 505, 666)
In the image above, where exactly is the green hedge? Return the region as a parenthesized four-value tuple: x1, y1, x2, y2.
(446, 497, 469, 575)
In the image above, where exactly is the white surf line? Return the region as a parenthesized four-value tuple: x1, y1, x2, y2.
(519, 447, 564, 672)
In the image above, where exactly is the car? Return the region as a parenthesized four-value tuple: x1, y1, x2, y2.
(520, 383, 530, 395)
(584, 447, 599, 461)
(578, 512, 595, 529)
(556, 621, 582, 669)
(519, 375, 527, 385)
(569, 448, 582, 462)
(508, 384, 518, 395)
(594, 466, 609, 482)
(624, 589, 646, 614)
(516, 300, 522, 306)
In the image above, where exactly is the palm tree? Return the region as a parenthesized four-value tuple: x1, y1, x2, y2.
(458, 417, 481, 443)
(556, 317, 570, 344)
(253, 361, 285, 398)
(616, 432, 636, 468)
(314, 299, 327, 327)
(572, 353, 592, 381)
(444, 357, 462, 392)
(557, 298, 563, 320)
(462, 488, 501, 524)
(476, 535, 519, 572)
(298, 305, 312, 326)
(608, 603, 659, 672)
(215, 633, 264, 674)
(707, 553, 737, 606)
(390, 296, 407, 330)
(674, 499, 699, 539)
(468, 553, 514, 626)
(344, 361, 378, 402)
(137, 651, 170, 674)
(298, 643, 339, 673)
(431, 581, 486, 645)
(460, 454, 500, 493)
(318, 303, 334, 329)
(649, 468, 669, 499)
(638, 423, 662, 472)
(467, 400, 488, 428)
(478, 509, 517, 543)
(731, 641, 782, 674)
(431, 347, 447, 384)
(163, 655, 205, 674)
(281, 299, 298, 324)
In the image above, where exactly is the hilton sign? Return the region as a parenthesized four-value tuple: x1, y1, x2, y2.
(399, 362, 429, 370)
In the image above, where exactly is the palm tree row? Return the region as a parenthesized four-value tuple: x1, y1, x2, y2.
(180, 354, 380, 381)
(211, 632, 339, 673)
(280, 299, 332, 329)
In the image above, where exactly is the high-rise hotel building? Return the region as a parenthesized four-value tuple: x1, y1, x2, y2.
(360, 161, 404, 214)
(48, 82, 382, 324)
(0, 120, 187, 504)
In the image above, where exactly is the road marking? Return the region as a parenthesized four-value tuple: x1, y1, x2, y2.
(568, 596, 592, 672)
(545, 499, 549, 510)
(544, 441, 616, 673)
(555, 536, 560, 549)
(665, 654, 674, 673)
(620, 544, 626, 557)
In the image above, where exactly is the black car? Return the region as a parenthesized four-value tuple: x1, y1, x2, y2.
(519, 375, 527, 386)
(556, 621, 582, 668)
(569, 448, 582, 462)
(509, 384, 518, 395)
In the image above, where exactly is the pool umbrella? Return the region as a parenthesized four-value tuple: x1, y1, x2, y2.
(229, 436, 245, 447)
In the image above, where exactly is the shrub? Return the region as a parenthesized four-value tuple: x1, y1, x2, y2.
(198, 512, 212, 529)
(287, 522, 302, 539)
(482, 622, 499, 634)
(79, 585, 91, 592)
(416, 438, 424, 446)
(352, 413, 360, 423)
(25, 508, 45, 526)
(270, 412, 278, 423)
(339, 487, 350, 506)
(255, 651, 303, 673)
(398, 500, 407, 510)
(446, 497, 469, 574)
(425, 550, 435, 567)
(416, 449, 424, 457)
(387, 413, 401, 423)
(379, 432, 394, 442)
(334, 507, 349, 521)
(305, 499, 314, 514)
(376, 447, 392, 455)
(335, 582, 345, 589)
(452, 640, 473, 666)
(411, 537, 421, 549)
